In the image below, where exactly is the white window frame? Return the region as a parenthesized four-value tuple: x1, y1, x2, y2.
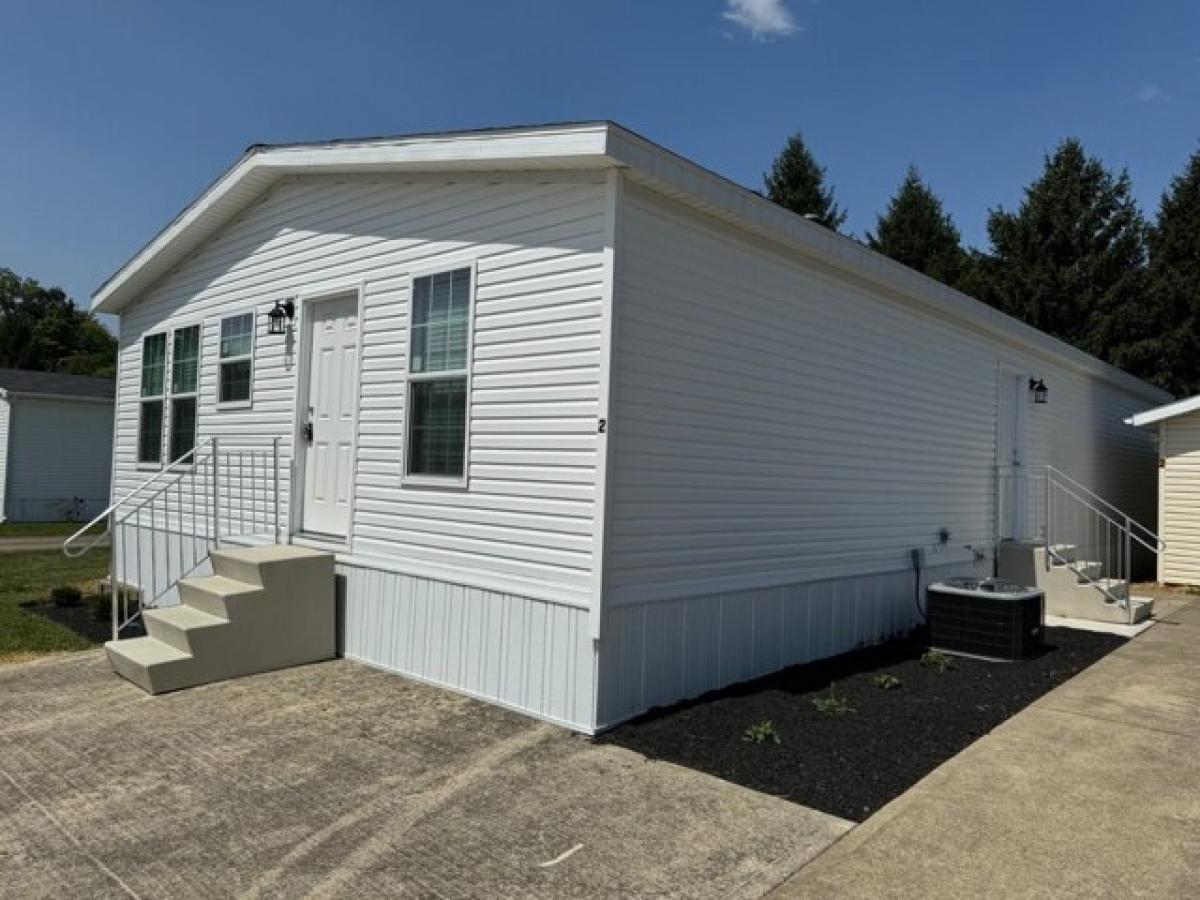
(136, 332, 168, 469)
(217, 310, 255, 409)
(167, 323, 202, 465)
(401, 261, 476, 489)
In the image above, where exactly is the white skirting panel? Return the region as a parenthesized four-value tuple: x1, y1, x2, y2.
(595, 558, 983, 731)
(339, 562, 597, 733)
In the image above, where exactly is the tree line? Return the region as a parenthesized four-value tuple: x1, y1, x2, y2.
(764, 133, 1200, 398)
(0, 268, 117, 378)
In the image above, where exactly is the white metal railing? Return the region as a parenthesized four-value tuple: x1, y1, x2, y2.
(995, 464, 1164, 622)
(64, 437, 285, 641)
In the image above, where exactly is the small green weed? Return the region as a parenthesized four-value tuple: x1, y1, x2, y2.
(873, 673, 903, 690)
(921, 649, 956, 673)
(743, 720, 781, 744)
(812, 686, 856, 716)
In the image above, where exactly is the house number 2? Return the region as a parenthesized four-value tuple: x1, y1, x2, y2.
(598, 418, 607, 434)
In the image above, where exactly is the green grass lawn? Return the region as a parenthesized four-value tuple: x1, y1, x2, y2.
(0, 549, 109, 663)
(0, 521, 105, 538)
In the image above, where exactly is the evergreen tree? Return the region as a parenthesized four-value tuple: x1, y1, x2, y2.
(974, 139, 1152, 364)
(0, 268, 117, 377)
(867, 166, 966, 287)
(764, 132, 846, 230)
(1124, 148, 1200, 396)
(979, 139, 1147, 363)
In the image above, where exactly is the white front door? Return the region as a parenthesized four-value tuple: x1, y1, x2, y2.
(301, 294, 359, 537)
(997, 371, 1028, 539)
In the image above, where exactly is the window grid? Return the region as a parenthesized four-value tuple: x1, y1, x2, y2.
(218, 312, 254, 405)
(169, 324, 200, 463)
(137, 333, 167, 464)
(405, 266, 473, 482)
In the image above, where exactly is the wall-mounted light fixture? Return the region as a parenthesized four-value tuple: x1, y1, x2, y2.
(267, 298, 296, 335)
(1029, 378, 1048, 404)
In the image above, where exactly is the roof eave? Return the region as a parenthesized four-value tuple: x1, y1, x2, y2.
(92, 122, 617, 314)
(1126, 395, 1200, 427)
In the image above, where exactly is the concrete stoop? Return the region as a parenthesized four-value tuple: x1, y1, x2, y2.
(998, 541, 1153, 625)
(105, 545, 336, 694)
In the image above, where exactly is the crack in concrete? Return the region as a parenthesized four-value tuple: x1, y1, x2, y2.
(0, 765, 143, 900)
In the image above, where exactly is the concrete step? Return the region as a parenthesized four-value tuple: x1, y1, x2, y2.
(1129, 595, 1155, 623)
(108, 545, 335, 696)
(143, 605, 230, 654)
(1048, 543, 1078, 563)
(1069, 560, 1103, 582)
(105, 637, 194, 694)
(1095, 578, 1129, 601)
(179, 575, 265, 618)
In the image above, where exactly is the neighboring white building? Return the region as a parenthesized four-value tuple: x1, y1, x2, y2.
(1128, 396, 1200, 585)
(88, 123, 1169, 732)
(0, 369, 115, 522)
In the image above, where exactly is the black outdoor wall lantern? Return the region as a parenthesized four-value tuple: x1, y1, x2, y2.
(267, 298, 296, 335)
(1029, 378, 1048, 404)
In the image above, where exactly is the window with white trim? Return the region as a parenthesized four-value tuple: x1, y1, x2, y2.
(218, 312, 253, 405)
(168, 324, 200, 462)
(405, 267, 472, 480)
(137, 333, 166, 464)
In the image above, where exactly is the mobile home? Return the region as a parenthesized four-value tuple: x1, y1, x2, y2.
(83, 123, 1169, 732)
(0, 369, 114, 522)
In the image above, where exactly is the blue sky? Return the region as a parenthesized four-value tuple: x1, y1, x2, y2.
(2, 0, 1197, 319)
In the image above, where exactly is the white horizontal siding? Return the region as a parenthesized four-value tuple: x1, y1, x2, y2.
(113, 172, 608, 600)
(596, 181, 1160, 724)
(340, 561, 596, 731)
(1160, 414, 1200, 585)
(4, 397, 114, 522)
(0, 397, 9, 519)
(606, 182, 1159, 600)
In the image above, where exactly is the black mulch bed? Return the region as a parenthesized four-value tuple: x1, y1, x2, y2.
(597, 626, 1125, 822)
(20, 598, 144, 643)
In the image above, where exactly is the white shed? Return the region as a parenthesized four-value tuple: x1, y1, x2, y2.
(1128, 397, 1200, 584)
(85, 123, 1168, 731)
(0, 369, 115, 522)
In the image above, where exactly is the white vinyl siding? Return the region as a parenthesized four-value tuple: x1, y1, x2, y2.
(1159, 413, 1200, 585)
(606, 182, 1159, 601)
(4, 397, 114, 522)
(0, 397, 10, 519)
(111, 173, 608, 601)
(591, 181, 1160, 724)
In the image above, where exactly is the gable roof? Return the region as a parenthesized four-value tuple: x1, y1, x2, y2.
(94, 121, 1171, 404)
(0, 368, 115, 401)
(1126, 394, 1200, 427)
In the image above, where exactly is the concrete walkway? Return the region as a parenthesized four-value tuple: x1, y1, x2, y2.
(773, 597, 1200, 899)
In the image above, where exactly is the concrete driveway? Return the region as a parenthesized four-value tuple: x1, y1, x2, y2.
(0, 653, 849, 899)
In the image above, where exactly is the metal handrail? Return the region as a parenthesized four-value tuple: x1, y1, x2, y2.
(1044, 465, 1165, 552)
(1045, 477, 1164, 558)
(995, 463, 1165, 554)
(63, 439, 215, 558)
(63, 436, 284, 641)
(995, 463, 1163, 624)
